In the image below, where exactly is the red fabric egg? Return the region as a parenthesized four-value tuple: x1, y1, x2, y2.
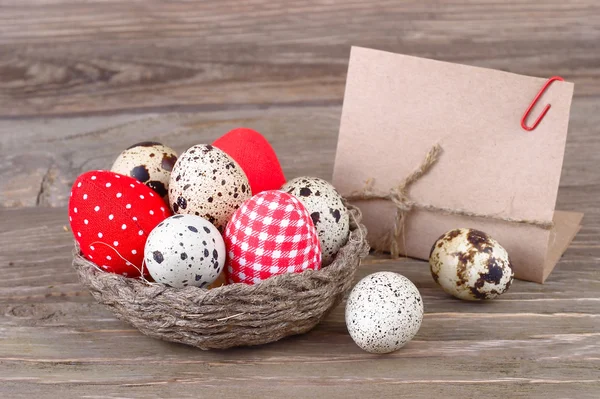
(213, 127, 286, 194)
(224, 190, 321, 285)
(68, 170, 171, 277)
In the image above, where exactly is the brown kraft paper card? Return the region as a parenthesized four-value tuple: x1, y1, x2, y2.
(332, 46, 583, 283)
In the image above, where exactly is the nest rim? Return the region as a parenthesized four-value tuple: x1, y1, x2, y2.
(73, 204, 369, 350)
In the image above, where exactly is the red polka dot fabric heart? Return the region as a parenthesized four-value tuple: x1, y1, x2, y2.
(224, 190, 321, 285)
(213, 127, 286, 194)
(69, 170, 171, 277)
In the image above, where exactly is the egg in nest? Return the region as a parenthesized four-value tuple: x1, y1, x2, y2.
(282, 177, 349, 266)
(111, 141, 178, 200)
(144, 214, 225, 288)
(168, 144, 251, 232)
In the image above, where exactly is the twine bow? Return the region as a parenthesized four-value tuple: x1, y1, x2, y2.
(346, 144, 554, 258)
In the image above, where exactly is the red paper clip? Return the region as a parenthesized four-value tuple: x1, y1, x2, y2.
(521, 76, 564, 131)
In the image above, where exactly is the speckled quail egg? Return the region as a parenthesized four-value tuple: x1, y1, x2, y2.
(345, 272, 423, 354)
(111, 141, 178, 200)
(168, 144, 252, 232)
(429, 228, 514, 301)
(144, 214, 225, 288)
(282, 177, 349, 266)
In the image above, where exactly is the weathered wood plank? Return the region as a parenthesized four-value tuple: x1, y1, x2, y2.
(0, 381, 598, 399)
(0, 204, 598, 398)
(1, 1, 599, 397)
(0, 107, 341, 207)
(1, 96, 599, 208)
(0, 0, 599, 117)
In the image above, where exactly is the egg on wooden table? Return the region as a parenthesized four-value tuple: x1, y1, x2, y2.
(168, 144, 252, 231)
(282, 177, 349, 266)
(69, 170, 172, 277)
(345, 272, 424, 354)
(111, 141, 178, 200)
(144, 214, 225, 288)
(429, 228, 514, 300)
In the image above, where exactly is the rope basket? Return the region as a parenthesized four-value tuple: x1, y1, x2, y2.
(73, 204, 369, 350)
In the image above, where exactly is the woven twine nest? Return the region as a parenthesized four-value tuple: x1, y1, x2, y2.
(73, 204, 369, 350)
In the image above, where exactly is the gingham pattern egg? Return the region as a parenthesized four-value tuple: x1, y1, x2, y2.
(282, 177, 349, 266)
(224, 190, 322, 285)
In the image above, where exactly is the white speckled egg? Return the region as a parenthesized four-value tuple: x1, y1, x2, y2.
(144, 214, 225, 288)
(282, 177, 349, 266)
(168, 144, 251, 231)
(429, 228, 514, 301)
(345, 272, 423, 354)
(111, 141, 178, 200)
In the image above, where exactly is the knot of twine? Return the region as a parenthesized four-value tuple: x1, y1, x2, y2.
(346, 144, 554, 258)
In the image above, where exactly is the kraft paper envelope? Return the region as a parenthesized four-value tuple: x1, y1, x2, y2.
(332, 46, 583, 283)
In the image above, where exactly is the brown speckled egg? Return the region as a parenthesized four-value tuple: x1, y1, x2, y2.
(429, 228, 514, 301)
(111, 141, 178, 200)
(282, 177, 349, 266)
(168, 144, 251, 231)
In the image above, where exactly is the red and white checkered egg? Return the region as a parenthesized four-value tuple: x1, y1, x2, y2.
(69, 170, 172, 277)
(224, 190, 322, 285)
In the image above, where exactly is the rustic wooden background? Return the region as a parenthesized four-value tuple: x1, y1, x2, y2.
(1, 1, 599, 398)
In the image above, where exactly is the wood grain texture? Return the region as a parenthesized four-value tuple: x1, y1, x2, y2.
(0, 205, 599, 398)
(1, 0, 599, 397)
(0, 107, 343, 207)
(1, 0, 599, 117)
(1, 96, 599, 208)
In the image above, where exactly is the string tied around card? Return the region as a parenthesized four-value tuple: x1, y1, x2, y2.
(345, 144, 554, 259)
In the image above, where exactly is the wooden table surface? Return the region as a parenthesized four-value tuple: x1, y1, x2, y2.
(1, 1, 599, 398)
